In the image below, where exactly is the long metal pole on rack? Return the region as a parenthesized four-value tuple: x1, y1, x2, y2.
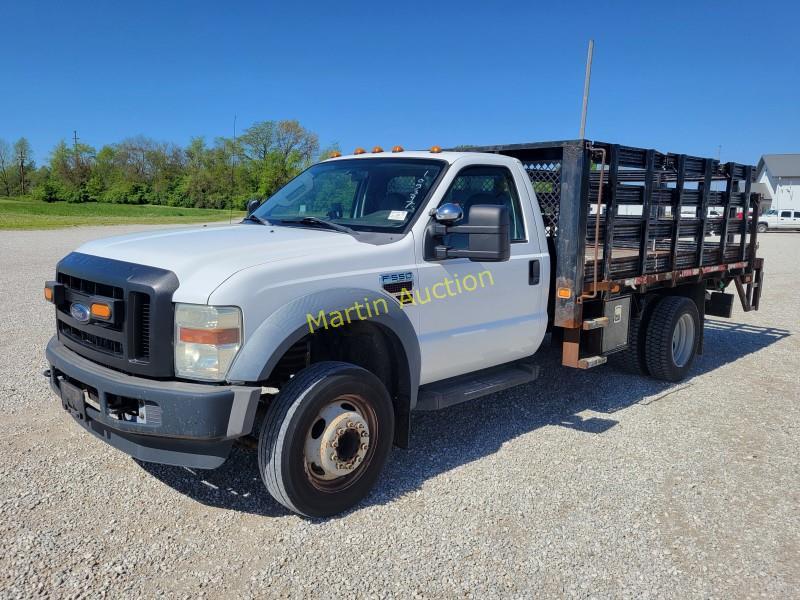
(579, 40, 594, 139)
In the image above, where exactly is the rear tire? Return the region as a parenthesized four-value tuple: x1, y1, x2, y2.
(258, 361, 394, 518)
(644, 297, 700, 382)
(616, 307, 647, 375)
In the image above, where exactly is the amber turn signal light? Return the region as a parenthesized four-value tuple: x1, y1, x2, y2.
(44, 287, 53, 302)
(556, 287, 572, 299)
(353, 147, 366, 155)
(91, 303, 112, 319)
(179, 327, 240, 345)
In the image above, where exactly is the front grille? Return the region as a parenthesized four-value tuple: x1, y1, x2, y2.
(54, 252, 178, 377)
(59, 321, 123, 356)
(131, 292, 151, 360)
(57, 272, 124, 300)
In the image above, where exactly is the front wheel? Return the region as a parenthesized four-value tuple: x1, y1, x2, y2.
(757, 223, 768, 233)
(258, 361, 394, 517)
(644, 296, 700, 382)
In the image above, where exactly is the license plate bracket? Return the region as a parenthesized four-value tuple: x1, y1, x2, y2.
(60, 379, 86, 420)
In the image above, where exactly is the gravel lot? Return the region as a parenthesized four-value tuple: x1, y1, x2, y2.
(1, 225, 798, 598)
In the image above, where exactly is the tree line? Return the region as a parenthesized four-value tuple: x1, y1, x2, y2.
(0, 120, 333, 209)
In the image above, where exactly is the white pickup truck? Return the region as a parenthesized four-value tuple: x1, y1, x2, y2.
(44, 140, 765, 516)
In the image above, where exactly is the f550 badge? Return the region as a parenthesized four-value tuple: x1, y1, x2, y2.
(380, 272, 414, 286)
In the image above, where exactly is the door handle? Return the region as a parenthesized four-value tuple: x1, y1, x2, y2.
(529, 260, 540, 285)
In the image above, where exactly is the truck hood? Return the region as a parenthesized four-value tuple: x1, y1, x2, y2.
(76, 223, 359, 302)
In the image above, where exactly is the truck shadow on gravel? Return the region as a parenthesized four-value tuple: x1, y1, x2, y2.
(136, 319, 789, 519)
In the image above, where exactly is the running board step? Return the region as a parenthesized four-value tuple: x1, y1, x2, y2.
(577, 355, 608, 369)
(416, 361, 540, 411)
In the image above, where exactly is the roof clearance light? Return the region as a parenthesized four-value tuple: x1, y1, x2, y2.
(372, 146, 384, 153)
(353, 147, 366, 155)
(430, 145, 442, 153)
(329, 150, 342, 158)
(392, 145, 404, 153)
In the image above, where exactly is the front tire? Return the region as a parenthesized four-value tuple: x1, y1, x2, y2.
(644, 297, 700, 382)
(757, 223, 768, 233)
(258, 361, 394, 517)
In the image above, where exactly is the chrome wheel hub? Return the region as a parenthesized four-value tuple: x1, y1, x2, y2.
(304, 400, 370, 481)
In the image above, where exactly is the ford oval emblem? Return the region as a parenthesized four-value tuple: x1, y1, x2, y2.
(70, 303, 91, 323)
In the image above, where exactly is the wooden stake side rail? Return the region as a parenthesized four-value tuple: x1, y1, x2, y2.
(468, 139, 759, 331)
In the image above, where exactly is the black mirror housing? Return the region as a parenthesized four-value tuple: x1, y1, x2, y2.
(434, 204, 511, 262)
(246, 198, 261, 215)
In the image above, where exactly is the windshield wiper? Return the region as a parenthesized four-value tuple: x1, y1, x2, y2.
(276, 216, 357, 235)
(243, 214, 271, 226)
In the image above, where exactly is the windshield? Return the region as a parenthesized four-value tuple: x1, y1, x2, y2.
(253, 158, 444, 232)
(765, 209, 778, 216)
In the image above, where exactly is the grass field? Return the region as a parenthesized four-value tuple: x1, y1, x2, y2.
(0, 197, 244, 230)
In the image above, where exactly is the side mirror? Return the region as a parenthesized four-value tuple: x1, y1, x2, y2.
(433, 204, 511, 262)
(433, 203, 463, 223)
(246, 198, 261, 215)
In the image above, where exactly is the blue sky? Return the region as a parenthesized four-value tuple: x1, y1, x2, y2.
(3, 1, 798, 166)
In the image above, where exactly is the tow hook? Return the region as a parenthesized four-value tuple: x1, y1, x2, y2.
(42, 369, 51, 378)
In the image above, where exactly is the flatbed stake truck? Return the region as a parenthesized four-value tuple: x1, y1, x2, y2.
(44, 140, 764, 516)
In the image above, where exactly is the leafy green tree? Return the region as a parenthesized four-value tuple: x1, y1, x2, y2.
(11, 118, 322, 207)
(0, 139, 13, 196)
(13, 138, 34, 195)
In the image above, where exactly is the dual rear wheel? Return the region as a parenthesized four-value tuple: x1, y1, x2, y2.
(620, 296, 700, 382)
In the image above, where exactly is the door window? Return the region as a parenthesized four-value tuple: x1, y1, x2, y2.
(439, 166, 526, 242)
(794, 212, 800, 219)
(780, 210, 791, 218)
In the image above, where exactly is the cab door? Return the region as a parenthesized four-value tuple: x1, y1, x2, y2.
(414, 160, 549, 384)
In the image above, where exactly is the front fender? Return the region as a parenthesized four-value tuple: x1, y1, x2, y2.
(226, 287, 421, 409)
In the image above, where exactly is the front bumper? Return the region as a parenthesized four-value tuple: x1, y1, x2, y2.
(45, 337, 261, 469)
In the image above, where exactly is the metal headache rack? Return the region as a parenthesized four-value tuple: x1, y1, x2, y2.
(471, 140, 764, 332)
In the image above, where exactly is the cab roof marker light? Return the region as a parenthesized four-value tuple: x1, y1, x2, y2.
(353, 147, 366, 155)
(372, 146, 384, 153)
(392, 145, 404, 153)
(430, 145, 442, 153)
(329, 150, 342, 158)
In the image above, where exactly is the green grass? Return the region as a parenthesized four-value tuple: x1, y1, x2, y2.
(0, 197, 245, 230)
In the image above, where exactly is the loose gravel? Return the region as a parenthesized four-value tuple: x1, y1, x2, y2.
(0, 224, 798, 598)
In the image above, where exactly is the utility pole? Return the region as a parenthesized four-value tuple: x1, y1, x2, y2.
(579, 39, 594, 139)
(19, 152, 24, 195)
(230, 115, 237, 224)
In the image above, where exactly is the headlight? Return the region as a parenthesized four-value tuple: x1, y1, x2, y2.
(174, 304, 242, 381)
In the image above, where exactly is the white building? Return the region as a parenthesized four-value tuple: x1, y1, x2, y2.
(753, 154, 800, 212)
